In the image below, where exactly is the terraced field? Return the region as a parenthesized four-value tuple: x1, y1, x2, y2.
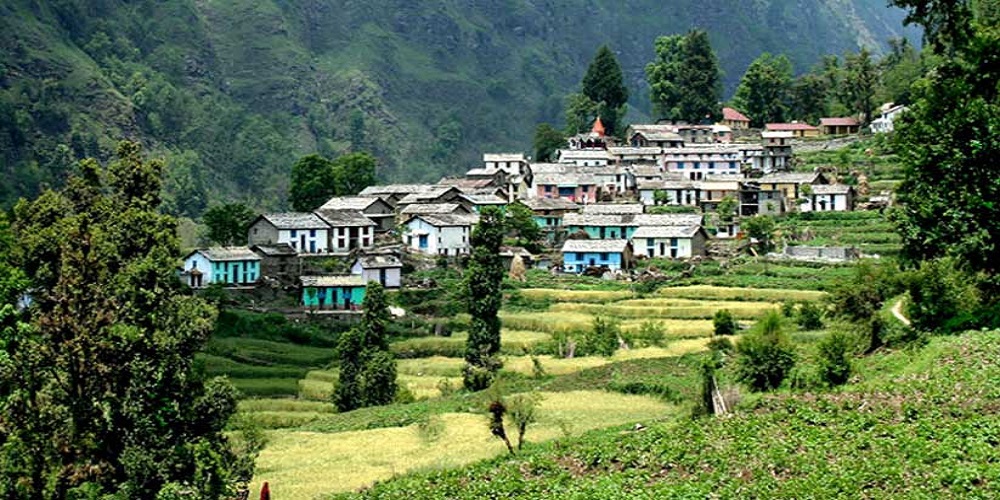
(217, 284, 831, 498)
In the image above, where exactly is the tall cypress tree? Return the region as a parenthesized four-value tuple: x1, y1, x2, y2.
(334, 281, 397, 411)
(463, 206, 505, 391)
(581, 45, 630, 136)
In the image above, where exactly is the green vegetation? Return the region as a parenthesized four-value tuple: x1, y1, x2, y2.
(335, 282, 398, 412)
(2, 143, 253, 498)
(464, 206, 506, 390)
(646, 29, 722, 122)
(732, 53, 793, 127)
(202, 202, 257, 246)
(574, 45, 629, 137)
(290, 152, 376, 211)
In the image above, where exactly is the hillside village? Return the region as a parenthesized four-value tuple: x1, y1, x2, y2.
(181, 106, 906, 312)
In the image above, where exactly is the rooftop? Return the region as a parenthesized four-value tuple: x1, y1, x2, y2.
(811, 184, 853, 195)
(259, 212, 329, 230)
(632, 225, 702, 239)
(251, 243, 297, 257)
(359, 184, 438, 196)
(757, 172, 825, 184)
(582, 203, 645, 215)
(483, 153, 526, 163)
(318, 196, 384, 211)
(300, 275, 366, 287)
(313, 209, 376, 227)
(400, 203, 467, 215)
(765, 122, 820, 131)
(353, 254, 403, 269)
(820, 117, 860, 127)
(564, 213, 702, 227)
(191, 246, 261, 262)
(722, 107, 750, 122)
(408, 214, 480, 227)
(518, 197, 581, 211)
(561, 239, 630, 253)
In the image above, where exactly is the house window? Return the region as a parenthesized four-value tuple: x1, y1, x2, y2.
(310, 229, 316, 237)
(600, 253, 608, 260)
(545, 185, 552, 193)
(291, 230, 297, 238)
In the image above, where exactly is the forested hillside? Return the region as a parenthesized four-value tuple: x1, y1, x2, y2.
(0, 0, 916, 214)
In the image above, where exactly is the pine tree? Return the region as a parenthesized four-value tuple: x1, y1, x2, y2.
(581, 45, 630, 136)
(463, 206, 505, 391)
(844, 48, 879, 123)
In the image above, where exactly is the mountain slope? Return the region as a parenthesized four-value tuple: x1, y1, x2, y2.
(0, 0, 917, 213)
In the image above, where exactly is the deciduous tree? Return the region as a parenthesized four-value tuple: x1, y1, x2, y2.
(203, 202, 256, 246)
(732, 53, 793, 127)
(532, 123, 566, 162)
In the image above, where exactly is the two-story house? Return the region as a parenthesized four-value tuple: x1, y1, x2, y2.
(561, 239, 633, 273)
(248, 213, 330, 254)
(403, 214, 479, 256)
(314, 209, 377, 254)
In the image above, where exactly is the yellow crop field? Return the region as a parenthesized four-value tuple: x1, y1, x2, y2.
(250, 390, 673, 499)
(501, 336, 716, 376)
(396, 356, 466, 377)
(297, 372, 464, 402)
(517, 288, 633, 303)
(658, 285, 827, 302)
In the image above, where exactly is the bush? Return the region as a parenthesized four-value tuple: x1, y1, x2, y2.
(905, 257, 982, 332)
(631, 320, 667, 347)
(735, 312, 796, 392)
(796, 301, 825, 331)
(780, 301, 796, 318)
(584, 316, 621, 357)
(707, 337, 734, 355)
(713, 310, 738, 336)
(827, 260, 902, 323)
(817, 331, 853, 386)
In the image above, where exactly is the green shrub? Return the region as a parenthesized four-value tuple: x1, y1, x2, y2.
(631, 320, 667, 347)
(905, 257, 982, 332)
(584, 316, 621, 357)
(780, 301, 796, 317)
(735, 312, 796, 392)
(707, 337, 734, 355)
(817, 331, 853, 386)
(713, 310, 737, 336)
(827, 260, 902, 322)
(796, 301, 825, 331)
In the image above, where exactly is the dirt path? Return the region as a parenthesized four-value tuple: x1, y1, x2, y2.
(891, 298, 911, 326)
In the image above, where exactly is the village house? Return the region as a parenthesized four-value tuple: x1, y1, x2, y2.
(566, 117, 612, 151)
(458, 193, 508, 212)
(739, 182, 787, 216)
(400, 203, 472, 217)
(395, 186, 466, 213)
(563, 213, 703, 240)
(675, 124, 716, 144)
(403, 213, 478, 256)
(631, 225, 708, 259)
(799, 184, 855, 212)
(761, 131, 794, 172)
(626, 124, 685, 149)
(181, 247, 261, 288)
(639, 179, 698, 206)
(765, 122, 820, 138)
(820, 117, 860, 135)
(711, 124, 733, 143)
(582, 203, 645, 215)
(533, 171, 600, 203)
(313, 209, 377, 254)
(517, 198, 580, 232)
(250, 243, 299, 285)
(556, 149, 611, 167)
(561, 239, 633, 273)
(248, 212, 330, 254)
(607, 146, 663, 165)
(482, 153, 533, 199)
(871, 103, 907, 133)
(662, 146, 744, 180)
(696, 176, 742, 211)
(300, 275, 367, 310)
(720, 107, 751, 130)
(351, 254, 403, 289)
(317, 196, 395, 232)
(757, 171, 829, 211)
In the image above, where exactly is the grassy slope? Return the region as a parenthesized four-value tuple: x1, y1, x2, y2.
(339, 330, 1000, 499)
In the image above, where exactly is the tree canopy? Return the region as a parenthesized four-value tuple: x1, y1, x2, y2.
(334, 281, 397, 412)
(202, 202, 256, 246)
(289, 152, 378, 212)
(732, 53, 793, 127)
(581, 45, 630, 137)
(646, 30, 722, 123)
(463, 206, 506, 391)
(1, 142, 252, 498)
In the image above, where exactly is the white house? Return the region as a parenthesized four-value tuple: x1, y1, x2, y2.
(871, 103, 908, 133)
(351, 254, 403, 289)
(799, 184, 855, 212)
(181, 247, 261, 288)
(318, 196, 395, 232)
(631, 225, 708, 259)
(248, 213, 330, 254)
(404, 214, 479, 256)
(314, 209, 377, 254)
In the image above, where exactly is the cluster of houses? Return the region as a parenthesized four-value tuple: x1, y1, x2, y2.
(181, 111, 868, 310)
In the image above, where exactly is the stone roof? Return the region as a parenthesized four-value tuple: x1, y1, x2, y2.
(251, 243, 297, 257)
(300, 275, 366, 287)
(557, 149, 611, 161)
(259, 212, 329, 230)
(529, 163, 567, 174)
(483, 153, 526, 162)
(757, 172, 825, 184)
(563, 213, 702, 227)
(397, 186, 461, 205)
(459, 193, 507, 205)
(359, 184, 437, 196)
(820, 117, 860, 127)
(534, 172, 600, 186)
(400, 203, 467, 215)
(438, 177, 497, 190)
(191, 246, 260, 262)
(811, 184, 852, 195)
(561, 239, 630, 253)
(313, 209, 376, 227)
(518, 197, 581, 211)
(582, 203, 645, 215)
(318, 196, 383, 211)
(722, 107, 750, 122)
(765, 122, 819, 131)
(632, 225, 702, 239)
(353, 254, 402, 269)
(408, 214, 479, 227)
(607, 146, 664, 156)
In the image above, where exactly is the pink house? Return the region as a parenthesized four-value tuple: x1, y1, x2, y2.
(534, 172, 600, 203)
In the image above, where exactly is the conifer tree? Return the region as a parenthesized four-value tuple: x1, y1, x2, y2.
(334, 281, 397, 411)
(463, 206, 505, 391)
(581, 45, 630, 136)
(646, 30, 722, 123)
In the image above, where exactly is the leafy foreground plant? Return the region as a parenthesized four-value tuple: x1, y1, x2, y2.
(337, 331, 1000, 499)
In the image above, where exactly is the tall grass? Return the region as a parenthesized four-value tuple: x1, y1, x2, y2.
(549, 301, 776, 320)
(517, 288, 633, 303)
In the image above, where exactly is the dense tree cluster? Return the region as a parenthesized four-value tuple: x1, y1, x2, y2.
(203, 202, 257, 246)
(0, 142, 255, 498)
(646, 30, 722, 123)
(289, 152, 377, 212)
